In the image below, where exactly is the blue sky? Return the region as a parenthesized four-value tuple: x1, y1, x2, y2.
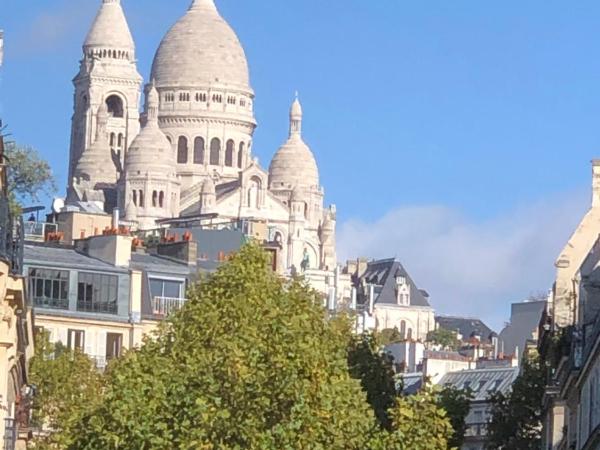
(1, 0, 598, 329)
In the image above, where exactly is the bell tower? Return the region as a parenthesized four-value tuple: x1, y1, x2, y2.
(67, 0, 142, 207)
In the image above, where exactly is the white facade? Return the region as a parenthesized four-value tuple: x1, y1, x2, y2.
(65, 0, 338, 275)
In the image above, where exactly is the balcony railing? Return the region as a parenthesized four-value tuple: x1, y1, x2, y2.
(23, 222, 57, 242)
(0, 199, 24, 276)
(3, 418, 16, 450)
(152, 297, 187, 317)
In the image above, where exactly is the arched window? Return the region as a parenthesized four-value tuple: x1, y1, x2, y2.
(193, 137, 205, 164)
(132, 190, 137, 207)
(303, 203, 308, 219)
(105, 95, 124, 118)
(138, 190, 144, 208)
(225, 140, 234, 167)
(210, 138, 221, 165)
(177, 136, 188, 164)
(400, 320, 406, 339)
(247, 177, 261, 208)
(159, 191, 165, 208)
(118, 133, 123, 148)
(407, 328, 413, 341)
(238, 142, 245, 168)
(152, 191, 158, 207)
(110, 133, 116, 147)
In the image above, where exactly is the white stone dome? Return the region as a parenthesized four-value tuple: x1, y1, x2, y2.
(84, 0, 135, 51)
(150, 0, 250, 90)
(269, 97, 320, 190)
(125, 86, 176, 176)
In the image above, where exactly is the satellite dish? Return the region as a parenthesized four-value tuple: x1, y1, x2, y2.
(51, 197, 65, 214)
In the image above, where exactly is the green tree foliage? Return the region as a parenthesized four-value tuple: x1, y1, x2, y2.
(347, 332, 397, 429)
(29, 331, 103, 449)
(427, 327, 460, 350)
(35, 244, 453, 449)
(4, 142, 56, 212)
(68, 244, 380, 449)
(487, 355, 545, 449)
(437, 386, 472, 449)
(369, 387, 454, 450)
(376, 327, 403, 346)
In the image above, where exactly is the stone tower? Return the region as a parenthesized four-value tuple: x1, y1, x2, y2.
(121, 84, 180, 230)
(67, 0, 143, 209)
(150, 0, 257, 199)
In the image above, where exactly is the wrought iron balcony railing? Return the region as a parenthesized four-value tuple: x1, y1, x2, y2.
(0, 197, 24, 276)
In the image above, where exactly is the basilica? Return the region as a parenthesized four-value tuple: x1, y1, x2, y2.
(65, 0, 337, 273)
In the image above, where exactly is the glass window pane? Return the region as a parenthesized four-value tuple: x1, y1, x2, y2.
(149, 279, 163, 298)
(163, 281, 182, 298)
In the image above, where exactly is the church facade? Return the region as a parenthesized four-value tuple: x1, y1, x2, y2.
(66, 0, 337, 274)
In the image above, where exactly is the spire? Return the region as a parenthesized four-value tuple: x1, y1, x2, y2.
(189, 0, 218, 12)
(289, 93, 303, 137)
(145, 81, 159, 126)
(84, 0, 135, 53)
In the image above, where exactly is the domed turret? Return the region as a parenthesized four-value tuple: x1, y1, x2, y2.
(84, 0, 135, 58)
(124, 83, 175, 177)
(73, 103, 116, 184)
(269, 95, 320, 191)
(121, 82, 181, 228)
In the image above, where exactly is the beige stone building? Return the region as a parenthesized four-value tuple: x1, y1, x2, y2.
(0, 128, 34, 448)
(65, 0, 337, 277)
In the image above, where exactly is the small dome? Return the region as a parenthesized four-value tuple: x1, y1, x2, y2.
(150, 0, 250, 90)
(84, 0, 135, 51)
(125, 86, 176, 176)
(269, 96, 320, 190)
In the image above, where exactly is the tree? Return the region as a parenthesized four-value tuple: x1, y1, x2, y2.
(437, 386, 472, 449)
(427, 327, 460, 350)
(28, 331, 103, 449)
(487, 355, 545, 449)
(348, 332, 398, 430)
(4, 142, 56, 212)
(377, 327, 403, 346)
(370, 387, 454, 450)
(67, 244, 380, 449)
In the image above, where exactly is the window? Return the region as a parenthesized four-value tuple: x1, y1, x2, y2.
(212, 94, 222, 103)
(227, 96, 236, 105)
(177, 136, 188, 164)
(400, 320, 406, 339)
(194, 137, 205, 164)
(105, 95, 124, 118)
(106, 333, 123, 361)
(29, 268, 69, 309)
(195, 92, 207, 102)
(152, 191, 158, 208)
(240, 98, 246, 107)
(159, 191, 165, 208)
(67, 329, 85, 351)
(210, 138, 221, 165)
(132, 190, 137, 207)
(164, 92, 175, 102)
(138, 190, 144, 208)
(179, 92, 190, 102)
(110, 133, 115, 147)
(238, 142, 245, 168)
(149, 278, 184, 299)
(77, 272, 118, 314)
(225, 140, 234, 167)
(407, 328, 413, 340)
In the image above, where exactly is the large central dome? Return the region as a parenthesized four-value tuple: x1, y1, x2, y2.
(150, 0, 250, 90)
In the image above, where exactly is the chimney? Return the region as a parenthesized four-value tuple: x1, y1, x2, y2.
(75, 234, 133, 267)
(350, 287, 357, 310)
(368, 284, 375, 315)
(112, 208, 120, 229)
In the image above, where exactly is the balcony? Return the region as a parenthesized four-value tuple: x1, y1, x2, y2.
(151, 296, 187, 317)
(0, 199, 24, 276)
(22, 222, 57, 242)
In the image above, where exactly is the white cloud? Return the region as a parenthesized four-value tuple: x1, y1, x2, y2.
(13, 1, 95, 55)
(337, 191, 588, 330)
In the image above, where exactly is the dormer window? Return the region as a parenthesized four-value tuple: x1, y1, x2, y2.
(396, 276, 410, 305)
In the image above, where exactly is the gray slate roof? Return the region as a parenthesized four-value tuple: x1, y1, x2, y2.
(130, 252, 191, 276)
(24, 244, 126, 273)
(436, 315, 495, 340)
(438, 367, 518, 401)
(357, 258, 431, 308)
